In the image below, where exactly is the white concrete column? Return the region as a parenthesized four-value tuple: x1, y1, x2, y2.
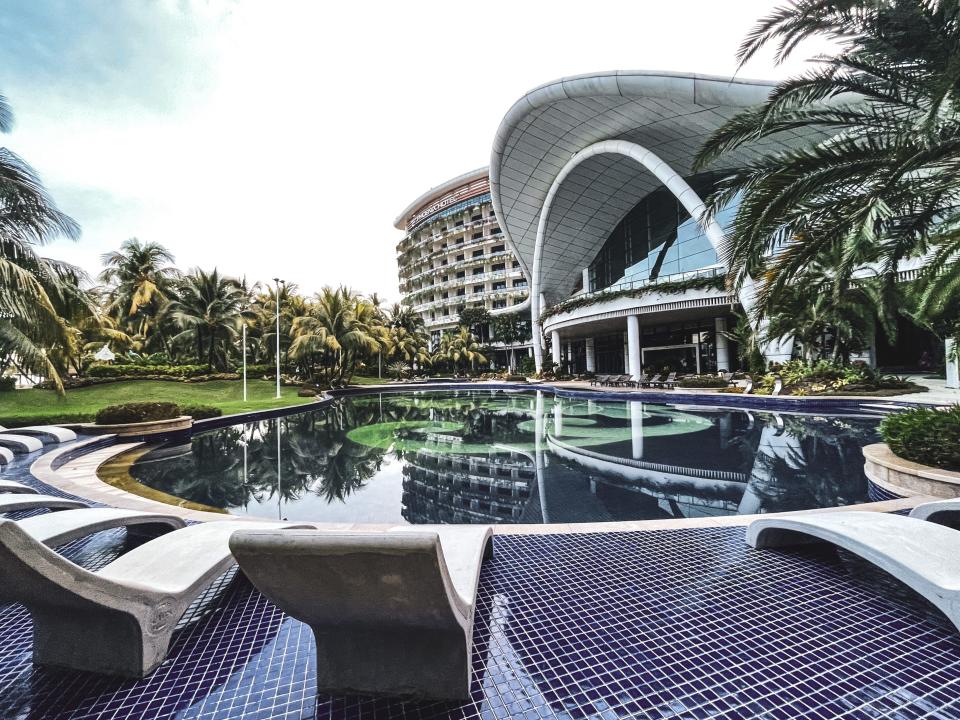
(582, 267, 590, 293)
(629, 400, 644, 460)
(551, 330, 561, 367)
(714, 317, 730, 372)
(947, 339, 959, 389)
(585, 337, 596, 373)
(566, 342, 573, 372)
(626, 315, 642, 381)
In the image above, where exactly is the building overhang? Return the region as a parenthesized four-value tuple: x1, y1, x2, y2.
(489, 70, 818, 303)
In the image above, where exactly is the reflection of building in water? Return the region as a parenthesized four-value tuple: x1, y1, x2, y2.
(401, 448, 536, 524)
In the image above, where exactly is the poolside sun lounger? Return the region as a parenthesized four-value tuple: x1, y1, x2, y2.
(0, 433, 44, 454)
(18, 507, 187, 547)
(909, 499, 960, 529)
(651, 372, 677, 389)
(746, 511, 960, 634)
(0, 518, 313, 677)
(0, 493, 87, 514)
(0, 447, 13, 465)
(0, 424, 76, 444)
(230, 525, 494, 700)
(0, 480, 38, 494)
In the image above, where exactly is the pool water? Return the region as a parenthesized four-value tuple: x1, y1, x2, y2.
(124, 390, 882, 524)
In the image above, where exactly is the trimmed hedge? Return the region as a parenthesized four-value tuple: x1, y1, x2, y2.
(0, 376, 14, 392)
(880, 406, 960, 471)
(677, 375, 729, 389)
(88, 363, 210, 378)
(95, 402, 183, 425)
(178, 404, 222, 420)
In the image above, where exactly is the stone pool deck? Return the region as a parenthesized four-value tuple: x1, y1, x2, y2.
(2, 414, 960, 718)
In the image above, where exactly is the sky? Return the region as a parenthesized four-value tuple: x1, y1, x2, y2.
(0, 0, 830, 301)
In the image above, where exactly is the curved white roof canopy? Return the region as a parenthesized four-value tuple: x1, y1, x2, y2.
(489, 70, 816, 305)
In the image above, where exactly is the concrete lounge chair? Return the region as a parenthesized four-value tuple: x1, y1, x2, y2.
(771, 374, 784, 397)
(0, 518, 313, 677)
(0, 424, 76, 444)
(743, 375, 754, 394)
(0, 493, 87, 514)
(0, 479, 37, 494)
(746, 511, 960, 633)
(18, 507, 187, 547)
(229, 525, 494, 700)
(0, 447, 13, 465)
(0, 433, 44, 454)
(909, 499, 960, 530)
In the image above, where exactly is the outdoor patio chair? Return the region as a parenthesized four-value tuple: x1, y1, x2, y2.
(636, 373, 653, 388)
(0, 424, 76, 444)
(0, 433, 44, 454)
(0, 518, 313, 677)
(589, 375, 605, 386)
(0, 480, 38, 494)
(746, 511, 960, 634)
(0, 493, 87, 514)
(229, 525, 494, 700)
(651, 372, 677, 389)
(18, 507, 187, 547)
(909, 499, 960, 530)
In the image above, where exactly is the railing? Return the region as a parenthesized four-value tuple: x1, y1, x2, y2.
(582, 266, 723, 299)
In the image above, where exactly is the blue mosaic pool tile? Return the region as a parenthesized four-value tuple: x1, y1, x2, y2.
(867, 479, 905, 503)
(2, 526, 960, 719)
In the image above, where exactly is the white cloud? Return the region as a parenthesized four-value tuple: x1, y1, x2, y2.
(1, 0, 834, 299)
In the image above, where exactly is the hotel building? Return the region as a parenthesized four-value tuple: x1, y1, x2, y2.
(395, 169, 532, 367)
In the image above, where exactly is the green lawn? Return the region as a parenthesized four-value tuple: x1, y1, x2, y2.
(0, 379, 317, 427)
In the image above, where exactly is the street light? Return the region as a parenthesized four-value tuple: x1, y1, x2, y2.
(273, 278, 285, 399)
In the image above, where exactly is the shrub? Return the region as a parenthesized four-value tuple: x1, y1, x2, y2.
(298, 387, 318, 397)
(177, 404, 222, 420)
(717, 386, 745, 394)
(95, 402, 183, 425)
(387, 361, 410, 380)
(517, 356, 536, 375)
(677, 375, 729, 389)
(880, 406, 960, 471)
(0, 376, 14, 392)
(88, 363, 210, 379)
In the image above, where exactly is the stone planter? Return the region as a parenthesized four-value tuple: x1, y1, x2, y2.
(862, 443, 960, 499)
(84, 415, 193, 438)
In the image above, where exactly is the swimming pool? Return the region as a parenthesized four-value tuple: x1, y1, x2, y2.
(121, 390, 882, 524)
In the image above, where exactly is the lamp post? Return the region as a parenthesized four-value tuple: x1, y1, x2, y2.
(273, 278, 285, 400)
(242, 323, 247, 402)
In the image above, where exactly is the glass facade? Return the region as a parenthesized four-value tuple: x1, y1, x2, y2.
(588, 172, 738, 292)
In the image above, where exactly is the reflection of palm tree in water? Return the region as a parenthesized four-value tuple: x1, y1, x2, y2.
(740, 415, 874, 512)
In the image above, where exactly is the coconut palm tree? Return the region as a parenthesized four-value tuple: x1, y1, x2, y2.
(289, 286, 384, 386)
(167, 268, 250, 370)
(694, 0, 960, 342)
(0, 93, 89, 392)
(99, 238, 179, 350)
(386, 324, 431, 370)
(434, 326, 487, 376)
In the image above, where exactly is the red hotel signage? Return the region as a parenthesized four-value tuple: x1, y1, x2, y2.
(407, 177, 490, 229)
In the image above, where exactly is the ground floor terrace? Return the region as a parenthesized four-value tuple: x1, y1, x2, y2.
(1, 382, 959, 719)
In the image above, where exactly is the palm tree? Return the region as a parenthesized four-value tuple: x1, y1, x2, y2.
(694, 0, 960, 347)
(386, 325, 431, 369)
(434, 326, 487, 376)
(0, 93, 87, 393)
(99, 238, 179, 350)
(167, 269, 250, 370)
(385, 302, 424, 333)
(288, 286, 384, 386)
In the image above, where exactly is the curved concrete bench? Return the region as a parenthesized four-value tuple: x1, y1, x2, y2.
(0, 493, 87, 514)
(909, 499, 960, 529)
(0, 518, 313, 677)
(0, 424, 76, 444)
(0, 480, 37, 494)
(230, 525, 493, 700)
(747, 512, 960, 633)
(18, 507, 187, 547)
(0, 433, 43, 454)
(0, 447, 13, 465)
